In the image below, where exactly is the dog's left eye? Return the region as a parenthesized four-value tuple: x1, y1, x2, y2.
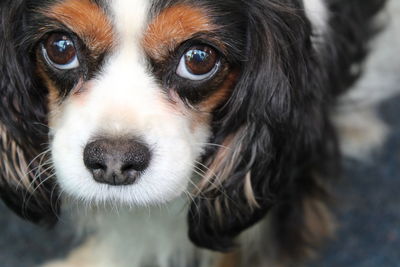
(176, 45, 220, 81)
(42, 33, 79, 70)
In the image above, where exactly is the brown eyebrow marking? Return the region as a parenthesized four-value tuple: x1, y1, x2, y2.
(43, 0, 114, 54)
(143, 4, 217, 61)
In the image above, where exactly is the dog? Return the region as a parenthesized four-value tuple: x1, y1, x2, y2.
(0, 0, 387, 266)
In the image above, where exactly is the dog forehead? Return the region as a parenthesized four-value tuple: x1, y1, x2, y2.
(109, 0, 213, 53)
(43, 0, 212, 55)
(108, 0, 151, 39)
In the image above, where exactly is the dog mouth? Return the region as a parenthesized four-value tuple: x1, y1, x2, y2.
(50, 126, 202, 206)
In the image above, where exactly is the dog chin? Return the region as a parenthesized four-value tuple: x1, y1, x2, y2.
(54, 168, 191, 207)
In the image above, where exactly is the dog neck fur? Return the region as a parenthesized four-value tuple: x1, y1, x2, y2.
(63, 197, 216, 267)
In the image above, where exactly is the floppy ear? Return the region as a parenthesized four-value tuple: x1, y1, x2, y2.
(188, 1, 337, 253)
(0, 1, 59, 224)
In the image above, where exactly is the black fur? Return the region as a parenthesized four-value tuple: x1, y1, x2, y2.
(187, 0, 386, 259)
(189, 0, 331, 253)
(0, 0, 59, 224)
(0, 0, 386, 263)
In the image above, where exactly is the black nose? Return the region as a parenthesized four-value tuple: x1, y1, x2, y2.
(83, 138, 151, 186)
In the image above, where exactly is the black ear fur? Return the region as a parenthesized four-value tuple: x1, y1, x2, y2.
(0, 0, 59, 225)
(188, 0, 387, 258)
(188, 0, 337, 253)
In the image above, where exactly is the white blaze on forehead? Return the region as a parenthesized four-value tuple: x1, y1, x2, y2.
(108, 0, 151, 70)
(111, 0, 150, 40)
(97, 0, 158, 120)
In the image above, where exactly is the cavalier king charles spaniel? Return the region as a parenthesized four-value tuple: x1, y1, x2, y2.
(0, 0, 387, 266)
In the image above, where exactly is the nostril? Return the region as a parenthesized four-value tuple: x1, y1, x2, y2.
(122, 142, 151, 172)
(83, 141, 108, 183)
(120, 164, 139, 183)
(121, 164, 136, 174)
(92, 163, 107, 171)
(91, 163, 107, 181)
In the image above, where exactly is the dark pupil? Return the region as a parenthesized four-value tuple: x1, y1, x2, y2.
(46, 34, 76, 65)
(185, 47, 216, 75)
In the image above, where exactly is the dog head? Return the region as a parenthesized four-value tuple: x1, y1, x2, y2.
(0, 0, 333, 251)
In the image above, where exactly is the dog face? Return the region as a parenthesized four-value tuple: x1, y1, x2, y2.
(1, 0, 340, 252)
(45, 0, 217, 205)
(33, 0, 250, 206)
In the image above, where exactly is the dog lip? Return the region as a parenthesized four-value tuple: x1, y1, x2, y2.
(91, 164, 142, 186)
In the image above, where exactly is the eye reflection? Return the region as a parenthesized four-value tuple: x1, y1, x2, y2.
(176, 45, 220, 81)
(42, 33, 79, 70)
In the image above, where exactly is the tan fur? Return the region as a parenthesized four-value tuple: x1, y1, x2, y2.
(244, 171, 260, 209)
(35, 52, 91, 128)
(215, 252, 240, 267)
(197, 134, 238, 192)
(41, 238, 97, 267)
(188, 71, 238, 132)
(194, 127, 260, 223)
(43, 0, 114, 54)
(198, 71, 239, 113)
(302, 197, 336, 254)
(0, 123, 54, 208)
(0, 123, 32, 190)
(35, 63, 63, 124)
(143, 4, 217, 61)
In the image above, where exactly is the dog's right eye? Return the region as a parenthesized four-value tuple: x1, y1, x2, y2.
(176, 45, 220, 81)
(42, 33, 79, 70)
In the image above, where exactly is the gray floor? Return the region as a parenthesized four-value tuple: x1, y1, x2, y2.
(1, 95, 400, 267)
(310, 95, 400, 267)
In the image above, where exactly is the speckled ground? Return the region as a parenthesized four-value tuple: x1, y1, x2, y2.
(309, 95, 400, 267)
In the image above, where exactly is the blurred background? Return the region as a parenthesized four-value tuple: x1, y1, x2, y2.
(1, 1, 399, 266)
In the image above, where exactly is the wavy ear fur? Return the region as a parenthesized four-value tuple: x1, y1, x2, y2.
(189, 0, 386, 259)
(188, 0, 338, 257)
(0, 0, 59, 224)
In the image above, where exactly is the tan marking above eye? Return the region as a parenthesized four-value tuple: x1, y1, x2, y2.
(43, 0, 114, 54)
(143, 5, 217, 61)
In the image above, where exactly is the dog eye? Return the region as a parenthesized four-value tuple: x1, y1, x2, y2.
(176, 45, 219, 81)
(42, 33, 79, 70)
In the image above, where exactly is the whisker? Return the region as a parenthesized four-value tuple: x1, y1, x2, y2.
(50, 184, 64, 223)
(34, 152, 53, 179)
(182, 190, 200, 214)
(27, 165, 55, 192)
(30, 171, 57, 194)
(196, 142, 231, 150)
(184, 162, 241, 211)
(191, 161, 224, 190)
(26, 148, 51, 170)
(16, 149, 52, 190)
(23, 171, 57, 211)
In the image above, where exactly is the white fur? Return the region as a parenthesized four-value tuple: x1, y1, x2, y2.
(45, 198, 215, 267)
(45, 1, 400, 267)
(303, 0, 328, 41)
(48, 1, 212, 266)
(51, 0, 210, 206)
